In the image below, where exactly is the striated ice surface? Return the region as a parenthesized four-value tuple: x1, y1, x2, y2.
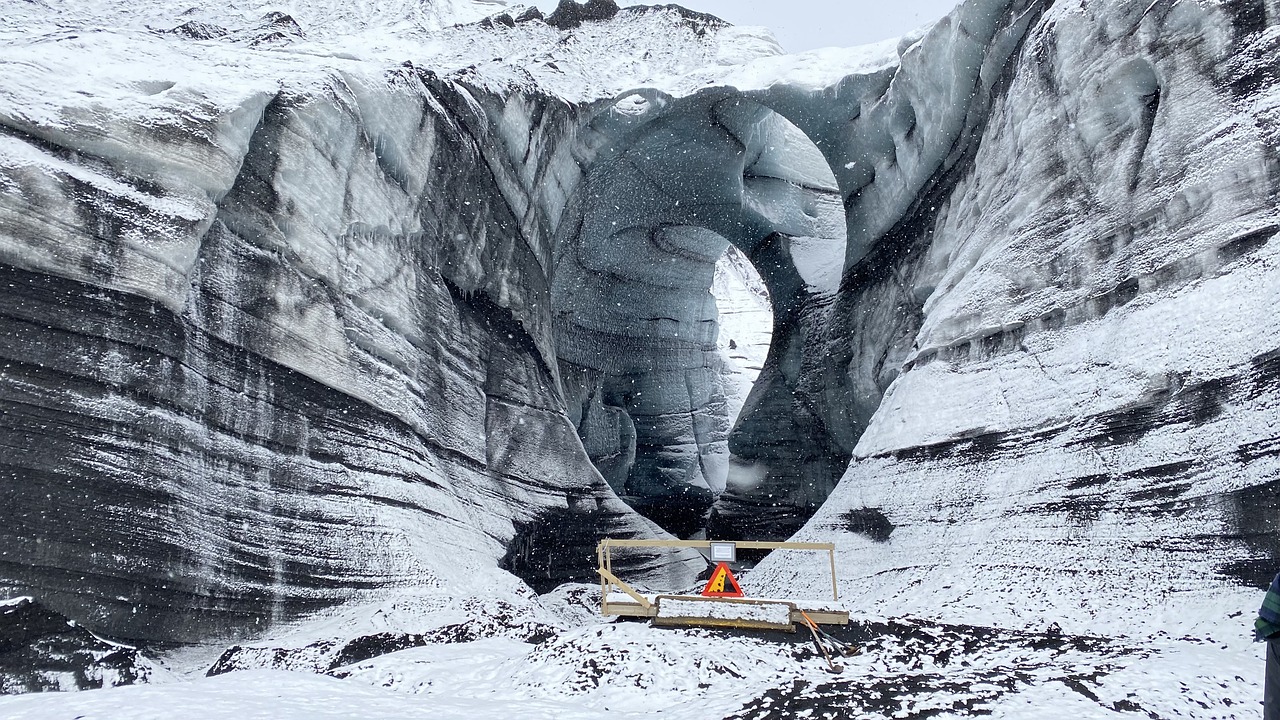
(740, 3, 1280, 713)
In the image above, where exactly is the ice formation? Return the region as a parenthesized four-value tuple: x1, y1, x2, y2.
(0, 2, 1277, 714)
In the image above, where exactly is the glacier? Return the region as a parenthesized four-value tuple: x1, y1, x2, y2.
(0, 0, 1277, 714)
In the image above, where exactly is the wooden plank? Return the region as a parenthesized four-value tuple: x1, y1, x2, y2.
(597, 540, 607, 615)
(652, 595, 796, 632)
(789, 609, 849, 626)
(654, 594, 784, 604)
(596, 567, 651, 609)
(605, 602, 658, 618)
(604, 594, 847, 626)
(829, 548, 839, 601)
(653, 615, 795, 632)
(604, 601, 846, 624)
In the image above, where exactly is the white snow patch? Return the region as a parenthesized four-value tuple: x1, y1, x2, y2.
(656, 598, 792, 625)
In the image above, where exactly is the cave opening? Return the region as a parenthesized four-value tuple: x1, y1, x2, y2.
(710, 245, 772, 438)
(553, 90, 851, 541)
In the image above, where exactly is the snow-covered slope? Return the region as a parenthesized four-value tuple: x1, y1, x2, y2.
(0, 603, 1257, 719)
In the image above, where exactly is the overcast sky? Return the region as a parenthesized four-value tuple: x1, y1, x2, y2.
(529, 0, 964, 52)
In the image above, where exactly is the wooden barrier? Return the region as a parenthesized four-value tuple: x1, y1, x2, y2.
(596, 538, 848, 629)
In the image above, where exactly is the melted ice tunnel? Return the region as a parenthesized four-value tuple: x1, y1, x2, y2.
(553, 89, 850, 539)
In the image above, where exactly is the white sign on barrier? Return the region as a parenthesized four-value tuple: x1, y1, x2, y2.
(709, 541, 737, 563)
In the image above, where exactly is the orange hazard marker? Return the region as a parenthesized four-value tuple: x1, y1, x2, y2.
(700, 562, 744, 597)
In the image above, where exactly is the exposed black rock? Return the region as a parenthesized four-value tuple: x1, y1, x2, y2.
(0, 597, 159, 694)
(623, 4, 731, 34)
(546, 0, 620, 30)
(725, 618, 1132, 720)
(1216, 478, 1280, 588)
(623, 487, 716, 540)
(501, 505, 618, 593)
(163, 20, 229, 40)
(515, 7, 545, 23)
(478, 13, 517, 29)
(208, 603, 561, 676)
(842, 508, 895, 542)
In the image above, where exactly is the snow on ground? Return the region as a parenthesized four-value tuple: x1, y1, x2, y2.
(2, 577, 1267, 718)
(2, 596, 1263, 719)
(0, 668, 620, 720)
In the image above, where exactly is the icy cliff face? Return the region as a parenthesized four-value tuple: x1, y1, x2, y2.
(0, 3, 721, 642)
(749, 0, 1280, 638)
(1, 0, 1276, 652)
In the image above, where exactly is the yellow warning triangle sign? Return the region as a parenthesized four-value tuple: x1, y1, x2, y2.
(700, 562, 744, 598)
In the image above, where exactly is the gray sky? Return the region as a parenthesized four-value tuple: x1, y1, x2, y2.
(529, 0, 964, 52)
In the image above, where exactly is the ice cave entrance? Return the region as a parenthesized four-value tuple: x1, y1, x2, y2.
(710, 245, 771, 434)
(556, 94, 849, 540)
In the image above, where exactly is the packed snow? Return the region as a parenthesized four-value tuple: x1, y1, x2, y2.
(655, 598, 792, 625)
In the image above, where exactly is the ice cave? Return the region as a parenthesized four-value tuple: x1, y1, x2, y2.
(0, 0, 1278, 716)
(554, 93, 848, 541)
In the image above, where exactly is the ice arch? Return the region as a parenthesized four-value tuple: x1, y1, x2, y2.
(545, 0, 1053, 540)
(552, 89, 849, 538)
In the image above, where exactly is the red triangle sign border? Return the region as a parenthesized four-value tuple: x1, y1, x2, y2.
(701, 562, 744, 598)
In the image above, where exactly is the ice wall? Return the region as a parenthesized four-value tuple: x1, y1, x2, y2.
(0, 35, 697, 642)
(750, 0, 1280, 637)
